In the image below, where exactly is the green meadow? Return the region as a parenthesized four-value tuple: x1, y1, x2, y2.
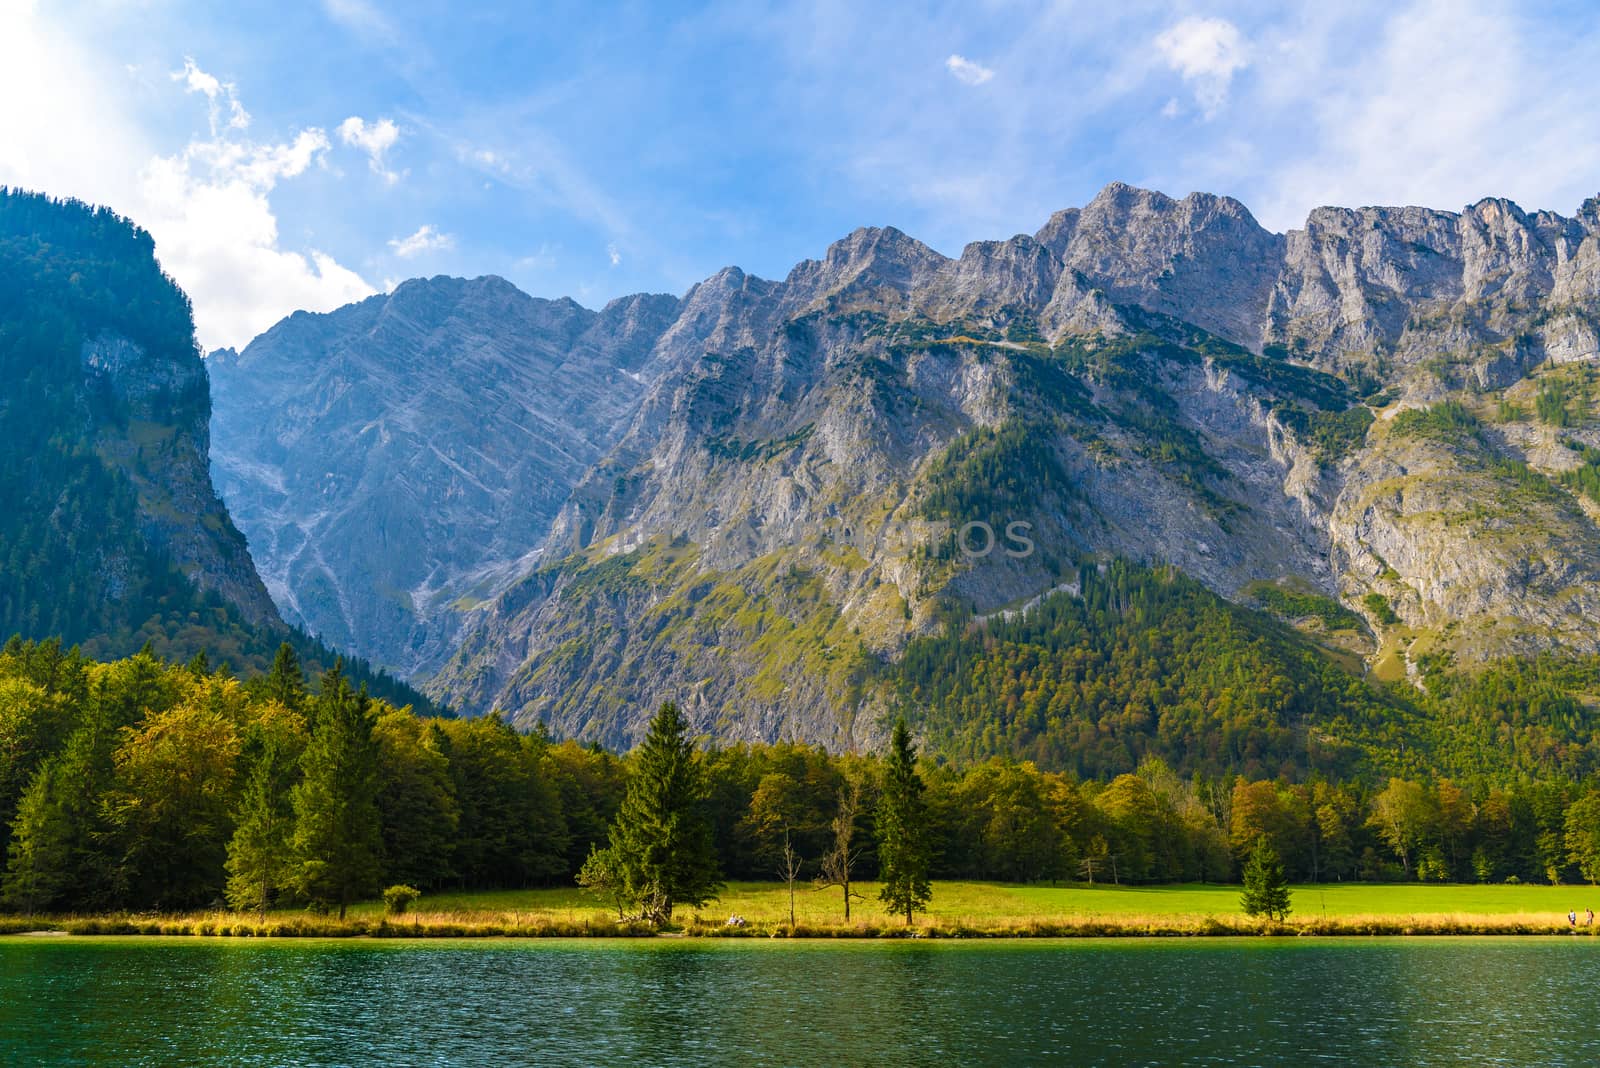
(12, 881, 1600, 940)
(369, 880, 1600, 925)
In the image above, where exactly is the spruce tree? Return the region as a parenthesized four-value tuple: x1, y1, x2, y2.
(226, 725, 301, 919)
(264, 643, 306, 712)
(606, 702, 721, 925)
(289, 664, 382, 918)
(1, 681, 119, 911)
(877, 717, 932, 925)
(1240, 835, 1292, 922)
(1, 759, 74, 913)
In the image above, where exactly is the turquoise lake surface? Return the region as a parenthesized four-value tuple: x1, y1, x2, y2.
(2, 936, 1597, 1065)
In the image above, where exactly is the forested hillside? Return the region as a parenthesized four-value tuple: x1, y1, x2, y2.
(0, 188, 435, 711)
(891, 560, 1600, 783)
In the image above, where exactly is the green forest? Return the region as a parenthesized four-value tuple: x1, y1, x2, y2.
(891, 560, 1600, 783)
(6, 637, 1600, 920)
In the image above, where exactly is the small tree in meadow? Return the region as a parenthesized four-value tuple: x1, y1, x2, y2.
(605, 702, 721, 925)
(577, 844, 632, 920)
(1241, 835, 1292, 922)
(877, 718, 932, 926)
(814, 775, 866, 922)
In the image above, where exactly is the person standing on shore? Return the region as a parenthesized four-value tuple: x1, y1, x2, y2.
(1569, 910, 1578, 929)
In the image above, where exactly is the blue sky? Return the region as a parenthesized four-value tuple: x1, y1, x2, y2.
(3, 0, 1598, 349)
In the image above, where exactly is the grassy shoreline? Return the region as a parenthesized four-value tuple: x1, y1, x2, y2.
(7, 882, 1600, 940)
(3, 914, 1597, 940)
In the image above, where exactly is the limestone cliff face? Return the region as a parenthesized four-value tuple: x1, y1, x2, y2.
(0, 187, 285, 660)
(212, 183, 1600, 746)
(81, 332, 279, 627)
(208, 276, 680, 676)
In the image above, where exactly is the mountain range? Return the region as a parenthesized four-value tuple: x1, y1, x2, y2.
(205, 181, 1600, 753)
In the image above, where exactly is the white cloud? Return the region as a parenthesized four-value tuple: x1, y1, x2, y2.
(388, 224, 454, 258)
(606, 242, 621, 267)
(945, 54, 995, 86)
(138, 129, 373, 349)
(0, 5, 374, 350)
(338, 116, 402, 184)
(1246, 0, 1600, 231)
(1155, 16, 1247, 118)
(172, 57, 250, 133)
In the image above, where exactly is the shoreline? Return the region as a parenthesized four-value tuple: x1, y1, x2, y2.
(5, 914, 1600, 941)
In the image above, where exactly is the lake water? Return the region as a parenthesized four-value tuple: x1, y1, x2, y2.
(2, 936, 1597, 1065)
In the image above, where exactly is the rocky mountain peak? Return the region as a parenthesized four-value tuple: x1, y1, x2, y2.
(1038, 182, 1284, 346)
(785, 225, 949, 313)
(209, 273, 684, 677)
(1579, 196, 1600, 234)
(920, 234, 1060, 319)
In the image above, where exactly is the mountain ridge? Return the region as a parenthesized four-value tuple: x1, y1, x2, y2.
(209, 182, 1600, 751)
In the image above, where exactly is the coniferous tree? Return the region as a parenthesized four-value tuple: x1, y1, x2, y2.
(1240, 835, 1292, 921)
(0, 673, 76, 859)
(877, 717, 932, 925)
(289, 665, 382, 918)
(1, 681, 120, 911)
(225, 711, 304, 918)
(442, 717, 568, 887)
(605, 702, 721, 925)
(1, 758, 74, 913)
(264, 643, 306, 712)
(373, 712, 459, 889)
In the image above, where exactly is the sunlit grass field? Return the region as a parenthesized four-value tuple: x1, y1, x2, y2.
(9, 882, 1599, 939)
(353, 882, 1600, 920)
(337, 880, 1600, 926)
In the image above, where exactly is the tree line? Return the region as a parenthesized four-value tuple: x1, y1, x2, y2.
(5, 639, 1600, 921)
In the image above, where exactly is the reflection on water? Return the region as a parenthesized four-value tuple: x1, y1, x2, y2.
(2, 937, 1598, 1066)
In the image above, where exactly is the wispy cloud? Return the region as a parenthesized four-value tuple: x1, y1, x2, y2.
(1154, 16, 1248, 118)
(945, 54, 994, 86)
(606, 242, 621, 267)
(321, 0, 400, 46)
(338, 116, 402, 184)
(389, 224, 454, 258)
(1245, 0, 1600, 231)
(172, 57, 251, 134)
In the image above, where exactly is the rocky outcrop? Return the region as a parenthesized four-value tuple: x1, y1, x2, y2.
(82, 332, 278, 626)
(209, 276, 680, 677)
